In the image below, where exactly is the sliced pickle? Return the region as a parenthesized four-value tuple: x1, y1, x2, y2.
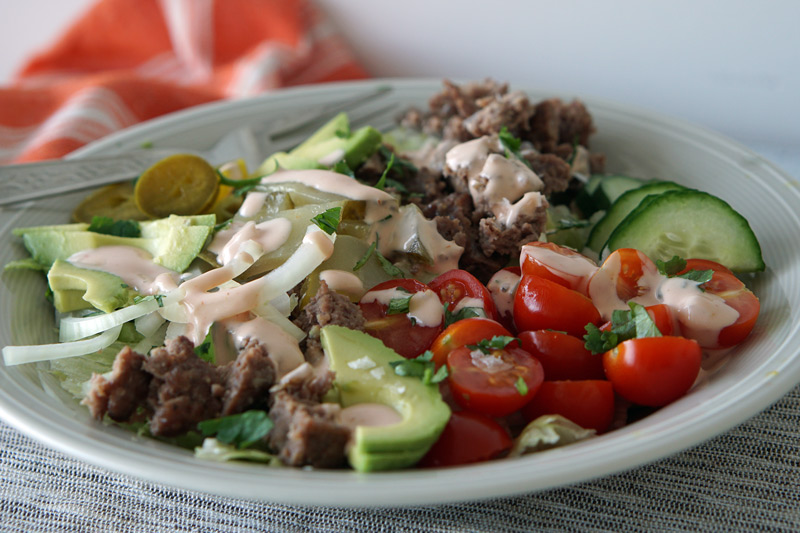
(134, 154, 219, 218)
(72, 181, 148, 223)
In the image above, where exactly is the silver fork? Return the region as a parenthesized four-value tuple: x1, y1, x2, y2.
(0, 86, 400, 207)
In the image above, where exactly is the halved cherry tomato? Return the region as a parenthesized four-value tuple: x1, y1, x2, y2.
(675, 258, 758, 348)
(447, 344, 544, 417)
(598, 303, 679, 337)
(587, 248, 661, 320)
(603, 336, 702, 407)
(417, 411, 512, 468)
(521, 380, 615, 433)
(520, 241, 598, 295)
(514, 275, 602, 337)
(486, 266, 521, 332)
(360, 279, 443, 359)
(429, 318, 513, 368)
(429, 268, 499, 322)
(518, 330, 605, 380)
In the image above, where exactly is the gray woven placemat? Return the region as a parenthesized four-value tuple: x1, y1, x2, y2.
(1, 383, 798, 533)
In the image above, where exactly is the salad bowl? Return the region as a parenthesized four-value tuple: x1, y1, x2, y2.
(0, 79, 798, 507)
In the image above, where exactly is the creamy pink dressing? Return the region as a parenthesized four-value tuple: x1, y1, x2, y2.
(445, 135, 544, 227)
(338, 403, 403, 429)
(67, 245, 179, 295)
(238, 191, 270, 218)
(360, 287, 444, 327)
(222, 314, 304, 377)
(319, 269, 366, 300)
(487, 269, 521, 320)
(586, 250, 739, 347)
(260, 169, 397, 224)
(211, 218, 292, 266)
(520, 244, 598, 294)
(369, 206, 463, 276)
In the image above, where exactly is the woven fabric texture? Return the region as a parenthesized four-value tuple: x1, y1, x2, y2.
(1, 383, 798, 532)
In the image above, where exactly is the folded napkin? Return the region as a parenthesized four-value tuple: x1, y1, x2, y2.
(0, 0, 368, 164)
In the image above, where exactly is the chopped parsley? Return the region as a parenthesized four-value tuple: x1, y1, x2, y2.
(468, 335, 519, 355)
(374, 152, 396, 191)
(310, 207, 342, 235)
(387, 295, 413, 315)
(194, 330, 216, 363)
(133, 294, 164, 307)
(515, 376, 529, 396)
(197, 410, 273, 449)
(353, 240, 377, 271)
(656, 255, 714, 287)
(379, 145, 418, 174)
(375, 249, 404, 277)
(498, 126, 532, 169)
(331, 159, 355, 178)
(389, 350, 449, 385)
(87, 216, 141, 238)
(583, 302, 662, 354)
(443, 304, 485, 327)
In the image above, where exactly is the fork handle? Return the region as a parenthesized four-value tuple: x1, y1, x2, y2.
(0, 149, 181, 207)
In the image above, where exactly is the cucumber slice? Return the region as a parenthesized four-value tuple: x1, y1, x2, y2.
(586, 181, 686, 252)
(603, 189, 765, 272)
(576, 174, 645, 216)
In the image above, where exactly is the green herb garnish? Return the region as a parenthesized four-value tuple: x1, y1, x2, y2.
(194, 330, 216, 363)
(656, 255, 714, 288)
(468, 335, 519, 355)
(374, 152, 396, 191)
(353, 240, 377, 271)
(583, 302, 662, 354)
(389, 350, 449, 385)
(197, 410, 273, 449)
(515, 376, 529, 396)
(310, 207, 342, 235)
(387, 295, 413, 315)
(331, 159, 355, 178)
(443, 304, 485, 327)
(88, 216, 141, 238)
(375, 249, 404, 277)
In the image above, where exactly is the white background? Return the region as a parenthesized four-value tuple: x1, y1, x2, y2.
(1, 0, 798, 149)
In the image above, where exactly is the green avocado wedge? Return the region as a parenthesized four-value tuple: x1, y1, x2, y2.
(320, 325, 451, 472)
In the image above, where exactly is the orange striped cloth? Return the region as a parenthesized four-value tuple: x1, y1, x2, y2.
(0, 0, 368, 164)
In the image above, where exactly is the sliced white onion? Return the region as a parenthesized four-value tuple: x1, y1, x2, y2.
(134, 311, 165, 338)
(3, 325, 123, 366)
(255, 303, 306, 342)
(257, 226, 335, 303)
(59, 298, 160, 342)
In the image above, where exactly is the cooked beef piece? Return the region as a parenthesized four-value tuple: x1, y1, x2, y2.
(527, 98, 596, 153)
(85, 335, 278, 437)
(144, 336, 227, 437)
(524, 152, 572, 197)
(478, 205, 549, 258)
(221, 338, 276, 416)
(295, 280, 365, 365)
(429, 79, 508, 122)
(273, 365, 335, 404)
(83, 346, 151, 422)
(463, 90, 533, 138)
(267, 390, 350, 468)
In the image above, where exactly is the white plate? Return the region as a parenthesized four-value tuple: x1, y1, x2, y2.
(1, 79, 798, 507)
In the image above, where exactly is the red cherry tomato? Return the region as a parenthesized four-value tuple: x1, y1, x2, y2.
(447, 344, 544, 417)
(417, 411, 512, 468)
(520, 241, 598, 295)
(486, 266, 521, 332)
(429, 269, 499, 322)
(521, 380, 615, 433)
(675, 259, 759, 348)
(603, 336, 702, 407)
(359, 278, 443, 359)
(588, 248, 661, 320)
(429, 318, 513, 368)
(518, 330, 605, 380)
(514, 274, 602, 337)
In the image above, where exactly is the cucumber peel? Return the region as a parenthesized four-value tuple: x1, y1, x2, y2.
(602, 189, 765, 272)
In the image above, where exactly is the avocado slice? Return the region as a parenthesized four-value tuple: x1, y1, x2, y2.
(254, 151, 325, 177)
(15, 214, 214, 272)
(320, 325, 451, 472)
(291, 112, 351, 154)
(47, 259, 137, 313)
(290, 126, 382, 169)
